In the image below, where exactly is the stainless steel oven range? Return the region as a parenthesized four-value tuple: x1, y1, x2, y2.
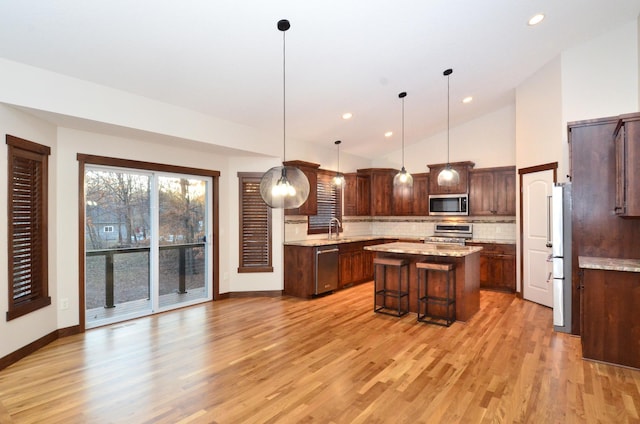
(424, 222, 473, 245)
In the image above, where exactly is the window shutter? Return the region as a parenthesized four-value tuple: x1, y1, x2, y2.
(308, 171, 342, 234)
(238, 173, 273, 273)
(6, 135, 51, 320)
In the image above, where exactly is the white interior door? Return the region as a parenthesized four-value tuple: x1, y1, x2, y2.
(522, 170, 554, 307)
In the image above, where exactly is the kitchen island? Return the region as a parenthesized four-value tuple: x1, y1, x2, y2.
(364, 242, 483, 322)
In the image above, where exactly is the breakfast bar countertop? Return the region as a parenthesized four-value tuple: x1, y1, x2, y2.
(578, 256, 640, 273)
(364, 241, 482, 257)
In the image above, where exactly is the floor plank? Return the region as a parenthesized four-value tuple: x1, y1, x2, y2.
(1, 282, 639, 423)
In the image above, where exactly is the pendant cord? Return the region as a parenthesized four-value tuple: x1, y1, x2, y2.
(282, 30, 286, 162)
(401, 96, 405, 168)
(446, 73, 450, 164)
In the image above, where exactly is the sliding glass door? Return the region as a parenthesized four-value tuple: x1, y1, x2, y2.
(157, 175, 208, 309)
(84, 166, 212, 328)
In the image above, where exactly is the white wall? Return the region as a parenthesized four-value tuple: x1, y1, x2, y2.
(516, 57, 563, 174)
(0, 104, 58, 359)
(374, 104, 516, 171)
(562, 20, 639, 127)
(0, 58, 281, 158)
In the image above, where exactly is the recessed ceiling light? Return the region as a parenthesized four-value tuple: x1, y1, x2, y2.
(342, 112, 353, 120)
(462, 96, 473, 104)
(384, 131, 393, 137)
(528, 13, 545, 26)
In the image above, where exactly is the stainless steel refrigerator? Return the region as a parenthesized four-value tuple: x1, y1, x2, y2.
(551, 183, 572, 333)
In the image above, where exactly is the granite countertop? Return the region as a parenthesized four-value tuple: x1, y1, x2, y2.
(284, 236, 400, 247)
(364, 241, 482, 257)
(578, 256, 640, 273)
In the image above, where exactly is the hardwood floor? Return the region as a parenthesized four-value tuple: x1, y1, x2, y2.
(1, 282, 639, 423)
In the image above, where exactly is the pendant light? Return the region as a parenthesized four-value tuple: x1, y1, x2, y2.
(393, 91, 413, 187)
(259, 19, 310, 209)
(437, 68, 460, 187)
(332, 140, 345, 186)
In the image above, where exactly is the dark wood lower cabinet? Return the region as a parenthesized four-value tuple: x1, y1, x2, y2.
(581, 268, 640, 369)
(339, 239, 388, 288)
(467, 242, 516, 292)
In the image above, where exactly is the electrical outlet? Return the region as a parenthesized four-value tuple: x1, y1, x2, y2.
(60, 298, 69, 310)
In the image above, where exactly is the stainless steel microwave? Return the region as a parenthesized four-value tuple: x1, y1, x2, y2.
(429, 194, 469, 216)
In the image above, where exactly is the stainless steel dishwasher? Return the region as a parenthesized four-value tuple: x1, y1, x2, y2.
(315, 245, 339, 295)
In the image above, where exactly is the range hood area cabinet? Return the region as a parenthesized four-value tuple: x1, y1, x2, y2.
(283, 160, 320, 216)
(469, 166, 516, 216)
(344, 170, 430, 217)
(613, 113, 640, 217)
(427, 161, 475, 195)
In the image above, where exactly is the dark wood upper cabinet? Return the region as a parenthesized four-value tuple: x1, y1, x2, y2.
(392, 179, 413, 216)
(411, 173, 429, 216)
(427, 161, 475, 194)
(469, 166, 516, 216)
(613, 113, 640, 217)
(343, 172, 371, 216)
(356, 168, 396, 216)
(283, 160, 320, 216)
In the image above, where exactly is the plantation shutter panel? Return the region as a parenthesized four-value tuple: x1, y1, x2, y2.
(308, 171, 342, 234)
(238, 173, 273, 273)
(6, 135, 51, 321)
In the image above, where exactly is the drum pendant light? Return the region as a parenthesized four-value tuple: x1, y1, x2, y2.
(259, 19, 310, 209)
(393, 91, 413, 187)
(437, 68, 460, 187)
(333, 140, 345, 186)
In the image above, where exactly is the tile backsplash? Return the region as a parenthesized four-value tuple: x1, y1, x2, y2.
(285, 216, 516, 242)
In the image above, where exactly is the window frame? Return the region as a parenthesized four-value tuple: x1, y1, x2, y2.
(6, 135, 51, 321)
(308, 169, 342, 235)
(237, 172, 273, 273)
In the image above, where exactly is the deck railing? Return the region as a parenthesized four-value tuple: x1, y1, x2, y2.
(86, 243, 205, 308)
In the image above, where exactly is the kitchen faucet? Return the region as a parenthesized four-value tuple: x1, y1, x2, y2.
(328, 217, 341, 240)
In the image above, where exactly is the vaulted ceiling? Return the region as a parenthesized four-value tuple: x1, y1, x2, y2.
(1, 1, 639, 158)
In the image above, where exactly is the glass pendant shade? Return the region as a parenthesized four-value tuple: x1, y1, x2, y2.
(394, 166, 413, 187)
(259, 19, 310, 209)
(437, 164, 460, 186)
(260, 165, 310, 209)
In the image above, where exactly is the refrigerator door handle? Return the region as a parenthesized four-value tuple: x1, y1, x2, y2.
(546, 195, 552, 247)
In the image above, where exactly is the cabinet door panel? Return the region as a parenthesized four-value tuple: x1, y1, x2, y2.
(339, 253, 353, 288)
(469, 171, 494, 215)
(412, 173, 429, 215)
(494, 170, 516, 216)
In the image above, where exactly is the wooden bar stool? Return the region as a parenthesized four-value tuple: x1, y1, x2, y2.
(416, 261, 456, 326)
(373, 257, 409, 317)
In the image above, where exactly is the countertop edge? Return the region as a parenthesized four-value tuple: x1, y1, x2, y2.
(578, 256, 640, 273)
